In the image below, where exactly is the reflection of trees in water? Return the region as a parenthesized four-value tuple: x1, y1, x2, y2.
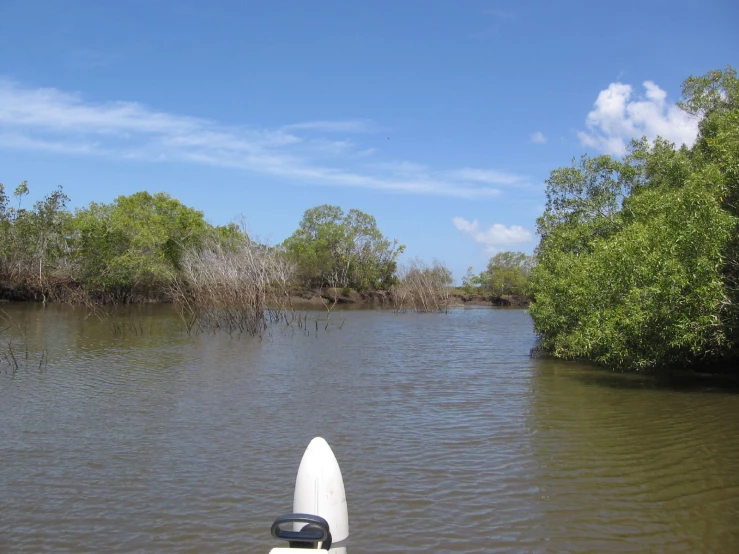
(523, 358, 739, 552)
(0, 303, 190, 374)
(1, 304, 50, 372)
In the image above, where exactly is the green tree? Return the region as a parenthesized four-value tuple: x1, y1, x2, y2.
(461, 266, 480, 294)
(479, 251, 534, 297)
(530, 67, 739, 372)
(0, 182, 13, 277)
(0, 183, 71, 296)
(0, 182, 35, 281)
(681, 66, 739, 351)
(284, 204, 403, 291)
(14, 181, 29, 209)
(537, 155, 640, 250)
(30, 187, 72, 300)
(71, 191, 208, 298)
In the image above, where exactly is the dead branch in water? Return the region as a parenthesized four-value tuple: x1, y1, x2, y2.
(169, 238, 296, 336)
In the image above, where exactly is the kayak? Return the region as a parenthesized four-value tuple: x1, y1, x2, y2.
(269, 437, 349, 552)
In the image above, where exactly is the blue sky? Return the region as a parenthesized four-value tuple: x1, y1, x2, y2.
(1, 0, 737, 282)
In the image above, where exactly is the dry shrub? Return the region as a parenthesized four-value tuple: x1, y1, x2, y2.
(390, 259, 453, 313)
(170, 239, 295, 335)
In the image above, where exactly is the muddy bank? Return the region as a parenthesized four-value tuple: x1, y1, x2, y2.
(286, 288, 391, 308)
(1, 281, 530, 309)
(287, 288, 530, 309)
(455, 293, 530, 307)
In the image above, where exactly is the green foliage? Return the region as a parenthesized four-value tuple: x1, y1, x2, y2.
(678, 66, 738, 119)
(1, 188, 406, 303)
(461, 266, 480, 294)
(538, 155, 641, 240)
(530, 67, 739, 372)
(0, 182, 71, 294)
(212, 222, 245, 249)
(71, 192, 209, 295)
(284, 204, 404, 291)
(478, 251, 534, 297)
(14, 181, 29, 207)
(460, 252, 534, 297)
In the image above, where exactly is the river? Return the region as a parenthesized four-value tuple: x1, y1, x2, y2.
(1, 303, 738, 553)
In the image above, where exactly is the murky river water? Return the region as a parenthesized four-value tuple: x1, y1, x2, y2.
(1, 303, 738, 553)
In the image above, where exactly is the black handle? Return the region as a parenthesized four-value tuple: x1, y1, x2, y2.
(270, 513, 330, 543)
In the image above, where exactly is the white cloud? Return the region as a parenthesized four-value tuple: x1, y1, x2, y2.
(452, 217, 533, 251)
(530, 131, 547, 144)
(577, 80, 699, 155)
(0, 79, 524, 200)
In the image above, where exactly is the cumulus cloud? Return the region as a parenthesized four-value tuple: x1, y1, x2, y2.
(452, 217, 533, 251)
(530, 131, 547, 144)
(0, 78, 526, 200)
(577, 80, 699, 156)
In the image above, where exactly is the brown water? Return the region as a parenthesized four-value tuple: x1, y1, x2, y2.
(1, 303, 738, 553)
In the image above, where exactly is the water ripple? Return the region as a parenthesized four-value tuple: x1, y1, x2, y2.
(1, 306, 738, 553)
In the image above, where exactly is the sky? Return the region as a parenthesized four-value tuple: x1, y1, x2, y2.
(0, 0, 737, 282)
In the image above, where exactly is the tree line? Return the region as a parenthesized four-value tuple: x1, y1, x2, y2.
(0, 188, 393, 302)
(461, 251, 534, 298)
(0, 187, 220, 303)
(0, 182, 532, 311)
(529, 67, 739, 373)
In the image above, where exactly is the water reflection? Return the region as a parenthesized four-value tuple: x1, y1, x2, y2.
(526, 359, 739, 553)
(0, 305, 738, 553)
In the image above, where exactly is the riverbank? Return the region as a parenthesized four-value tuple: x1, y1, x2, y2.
(0, 280, 531, 309)
(287, 287, 531, 308)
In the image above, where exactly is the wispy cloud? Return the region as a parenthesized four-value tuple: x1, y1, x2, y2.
(372, 161, 429, 174)
(473, 7, 520, 40)
(0, 133, 101, 155)
(66, 49, 114, 69)
(530, 131, 546, 144)
(281, 119, 376, 133)
(483, 8, 518, 20)
(577, 80, 699, 156)
(452, 216, 533, 251)
(445, 168, 525, 186)
(0, 79, 526, 199)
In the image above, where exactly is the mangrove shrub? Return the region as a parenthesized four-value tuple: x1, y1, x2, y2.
(284, 204, 404, 291)
(530, 67, 739, 372)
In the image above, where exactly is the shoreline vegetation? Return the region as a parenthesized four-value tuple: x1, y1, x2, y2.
(0, 184, 532, 337)
(530, 67, 739, 375)
(0, 280, 531, 308)
(3, 67, 735, 376)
